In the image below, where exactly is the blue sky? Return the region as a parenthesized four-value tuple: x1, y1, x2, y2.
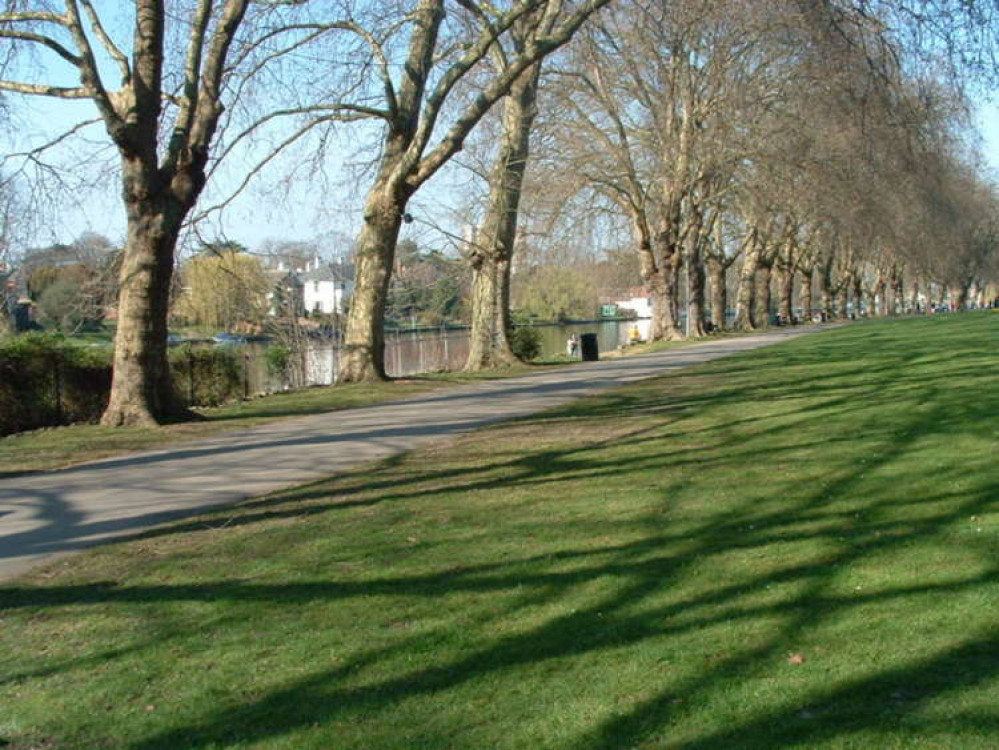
(7, 91, 999, 258)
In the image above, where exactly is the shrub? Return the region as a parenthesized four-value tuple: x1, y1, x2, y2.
(509, 326, 542, 361)
(169, 345, 244, 407)
(0, 336, 252, 435)
(264, 344, 291, 379)
(0, 333, 112, 435)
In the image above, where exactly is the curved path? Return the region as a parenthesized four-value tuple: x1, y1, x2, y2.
(0, 326, 833, 581)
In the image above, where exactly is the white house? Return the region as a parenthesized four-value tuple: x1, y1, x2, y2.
(300, 258, 354, 315)
(615, 295, 652, 319)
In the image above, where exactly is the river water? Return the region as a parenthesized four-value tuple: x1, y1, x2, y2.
(241, 319, 653, 393)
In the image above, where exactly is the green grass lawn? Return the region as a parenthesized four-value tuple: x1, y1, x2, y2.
(1, 313, 998, 748)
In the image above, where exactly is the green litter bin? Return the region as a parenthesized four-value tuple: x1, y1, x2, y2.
(580, 333, 599, 361)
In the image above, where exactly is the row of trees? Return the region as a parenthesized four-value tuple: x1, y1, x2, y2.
(1, 0, 997, 427)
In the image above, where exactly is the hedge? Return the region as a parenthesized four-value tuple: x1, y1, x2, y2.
(0, 335, 246, 436)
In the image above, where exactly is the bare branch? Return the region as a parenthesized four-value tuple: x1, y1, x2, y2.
(78, 0, 130, 84)
(0, 29, 80, 65)
(0, 79, 89, 97)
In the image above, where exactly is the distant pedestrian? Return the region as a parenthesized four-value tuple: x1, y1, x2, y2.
(567, 334, 579, 358)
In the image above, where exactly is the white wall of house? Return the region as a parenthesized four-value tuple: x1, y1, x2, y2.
(615, 296, 652, 318)
(304, 279, 350, 315)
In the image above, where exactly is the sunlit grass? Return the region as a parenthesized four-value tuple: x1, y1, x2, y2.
(1, 313, 997, 748)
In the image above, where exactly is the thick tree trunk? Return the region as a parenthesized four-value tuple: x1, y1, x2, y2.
(754, 263, 772, 327)
(956, 283, 970, 308)
(686, 258, 706, 337)
(466, 256, 518, 369)
(874, 279, 886, 316)
(339, 179, 408, 382)
(776, 265, 794, 323)
(648, 267, 684, 341)
(819, 261, 834, 320)
(707, 258, 726, 330)
(102, 210, 184, 426)
(466, 64, 539, 370)
(102, 159, 192, 427)
(733, 238, 760, 330)
(836, 285, 848, 319)
(684, 209, 707, 337)
(644, 221, 684, 341)
(892, 271, 904, 315)
(853, 274, 864, 316)
(800, 268, 813, 323)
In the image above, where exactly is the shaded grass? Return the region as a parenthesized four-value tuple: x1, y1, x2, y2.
(1, 313, 998, 748)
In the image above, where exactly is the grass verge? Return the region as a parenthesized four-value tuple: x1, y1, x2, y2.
(1, 312, 997, 748)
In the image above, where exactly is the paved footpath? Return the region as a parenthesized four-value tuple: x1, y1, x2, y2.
(0, 326, 832, 581)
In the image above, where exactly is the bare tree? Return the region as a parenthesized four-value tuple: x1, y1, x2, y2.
(463, 12, 553, 370)
(0, 1, 288, 424)
(330, 0, 610, 383)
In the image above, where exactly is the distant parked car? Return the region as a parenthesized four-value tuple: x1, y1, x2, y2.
(212, 332, 248, 345)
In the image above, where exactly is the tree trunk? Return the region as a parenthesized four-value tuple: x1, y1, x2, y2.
(466, 64, 539, 370)
(853, 274, 864, 316)
(648, 266, 684, 341)
(466, 255, 518, 369)
(683, 206, 707, 337)
(101, 130, 201, 429)
(707, 258, 726, 330)
(102, 210, 182, 426)
(685, 251, 706, 338)
(874, 278, 886, 316)
(819, 261, 834, 320)
(754, 262, 772, 328)
(776, 265, 794, 323)
(836, 285, 848, 319)
(892, 271, 904, 315)
(339, 177, 409, 382)
(733, 237, 760, 330)
(800, 267, 813, 323)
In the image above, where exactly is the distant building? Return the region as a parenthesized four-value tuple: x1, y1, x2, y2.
(301, 259, 353, 315)
(262, 255, 354, 316)
(614, 290, 652, 319)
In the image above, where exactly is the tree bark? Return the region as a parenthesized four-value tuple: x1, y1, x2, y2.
(776, 264, 794, 323)
(339, 171, 411, 382)
(102, 198, 184, 426)
(819, 259, 834, 320)
(836, 284, 848, 319)
(800, 267, 813, 323)
(874, 278, 887, 316)
(684, 211, 707, 338)
(466, 63, 540, 370)
(651, 237, 685, 341)
(733, 234, 760, 330)
(754, 262, 772, 327)
(707, 257, 727, 330)
(892, 268, 904, 315)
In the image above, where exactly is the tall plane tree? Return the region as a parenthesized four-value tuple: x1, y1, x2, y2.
(463, 9, 553, 370)
(334, 0, 610, 383)
(0, 1, 268, 425)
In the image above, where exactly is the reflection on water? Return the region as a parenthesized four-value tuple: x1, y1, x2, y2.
(239, 320, 651, 393)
